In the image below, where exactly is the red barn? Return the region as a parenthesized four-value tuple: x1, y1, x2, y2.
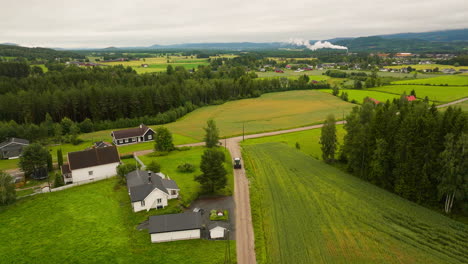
(406, 95, 416, 101)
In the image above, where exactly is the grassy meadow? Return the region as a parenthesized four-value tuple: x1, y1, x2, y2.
(243, 142, 468, 264)
(138, 146, 234, 207)
(321, 89, 403, 104)
(0, 178, 235, 263)
(370, 84, 468, 103)
(100, 56, 210, 74)
(164, 90, 354, 140)
(385, 64, 467, 71)
(392, 75, 468, 86)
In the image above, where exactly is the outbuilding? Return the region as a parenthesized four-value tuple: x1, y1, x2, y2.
(148, 212, 203, 243)
(208, 222, 229, 239)
(0, 138, 29, 159)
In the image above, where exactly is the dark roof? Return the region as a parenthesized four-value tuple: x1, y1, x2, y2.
(68, 146, 120, 170)
(208, 222, 229, 230)
(61, 164, 71, 174)
(148, 212, 202, 234)
(94, 141, 112, 148)
(0, 138, 29, 149)
(111, 124, 153, 140)
(126, 170, 179, 202)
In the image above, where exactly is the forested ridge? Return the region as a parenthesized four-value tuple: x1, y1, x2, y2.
(0, 62, 327, 142)
(341, 98, 467, 214)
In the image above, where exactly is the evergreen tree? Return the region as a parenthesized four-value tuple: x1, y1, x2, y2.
(320, 114, 337, 162)
(19, 143, 49, 179)
(57, 149, 63, 168)
(0, 171, 16, 205)
(154, 127, 174, 152)
(53, 172, 64, 187)
(204, 119, 219, 148)
(47, 151, 53, 172)
(195, 148, 227, 193)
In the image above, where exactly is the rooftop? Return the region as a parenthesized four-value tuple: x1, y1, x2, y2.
(148, 212, 202, 234)
(112, 124, 152, 140)
(68, 146, 120, 170)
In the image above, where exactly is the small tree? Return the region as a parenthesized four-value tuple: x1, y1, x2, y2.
(320, 114, 337, 163)
(146, 161, 161, 173)
(47, 151, 53, 172)
(332, 86, 340, 96)
(154, 127, 174, 152)
(19, 143, 49, 179)
(204, 119, 219, 148)
(195, 148, 227, 193)
(57, 149, 63, 168)
(116, 163, 138, 184)
(53, 172, 64, 187)
(0, 171, 16, 205)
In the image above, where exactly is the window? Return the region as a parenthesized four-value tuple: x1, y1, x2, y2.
(88, 171, 93, 176)
(132, 138, 136, 142)
(171, 190, 177, 195)
(124, 139, 128, 143)
(141, 200, 145, 206)
(148, 135, 152, 140)
(118, 140, 122, 144)
(157, 198, 162, 204)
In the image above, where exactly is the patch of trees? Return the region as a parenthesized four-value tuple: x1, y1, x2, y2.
(340, 99, 467, 214)
(0, 44, 83, 61)
(0, 62, 30, 78)
(0, 171, 16, 205)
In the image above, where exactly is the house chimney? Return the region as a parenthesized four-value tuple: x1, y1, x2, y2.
(147, 171, 152, 184)
(140, 124, 143, 128)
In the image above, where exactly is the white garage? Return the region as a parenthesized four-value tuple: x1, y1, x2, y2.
(149, 212, 203, 243)
(209, 223, 228, 239)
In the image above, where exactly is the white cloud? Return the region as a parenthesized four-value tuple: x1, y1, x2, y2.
(0, 0, 467, 48)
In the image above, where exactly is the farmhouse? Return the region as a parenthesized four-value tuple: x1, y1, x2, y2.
(111, 124, 155, 145)
(126, 169, 179, 212)
(148, 212, 203, 243)
(61, 146, 120, 184)
(0, 138, 29, 159)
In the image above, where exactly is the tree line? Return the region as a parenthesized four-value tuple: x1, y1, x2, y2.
(337, 98, 467, 214)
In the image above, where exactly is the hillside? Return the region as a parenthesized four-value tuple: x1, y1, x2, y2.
(378, 28, 468, 42)
(243, 142, 468, 264)
(0, 44, 84, 60)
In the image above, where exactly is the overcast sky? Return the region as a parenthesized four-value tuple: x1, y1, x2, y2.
(1, 0, 467, 48)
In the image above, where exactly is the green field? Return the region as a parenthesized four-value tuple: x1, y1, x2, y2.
(138, 147, 234, 207)
(100, 56, 210, 74)
(371, 84, 468, 103)
(165, 90, 354, 140)
(385, 64, 467, 71)
(392, 75, 468, 86)
(321, 89, 403, 104)
(0, 178, 234, 263)
(243, 142, 468, 264)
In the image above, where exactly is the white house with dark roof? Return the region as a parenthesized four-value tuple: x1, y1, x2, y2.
(61, 146, 120, 184)
(148, 212, 202, 243)
(126, 169, 179, 212)
(0, 138, 29, 159)
(111, 124, 155, 146)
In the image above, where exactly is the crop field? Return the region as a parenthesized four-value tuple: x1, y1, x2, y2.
(0, 178, 235, 263)
(320, 89, 403, 104)
(242, 125, 345, 159)
(384, 64, 467, 71)
(243, 142, 468, 264)
(165, 90, 354, 140)
(100, 56, 210, 74)
(138, 147, 234, 206)
(392, 75, 468, 86)
(371, 84, 468, 103)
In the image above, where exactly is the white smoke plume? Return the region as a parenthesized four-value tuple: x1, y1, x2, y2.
(288, 38, 348, 51)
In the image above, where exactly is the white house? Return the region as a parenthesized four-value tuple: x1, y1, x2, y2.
(148, 212, 202, 243)
(126, 170, 179, 212)
(61, 146, 120, 184)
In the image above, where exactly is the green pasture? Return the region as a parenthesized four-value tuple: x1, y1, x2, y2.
(0, 178, 235, 263)
(321, 89, 403, 104)
(370, 84, 468, 103)
(138, 147, 234, 207)
(164, 90, 354, 140)
(385, 64, 467, 71)
(392, 75, 468, 86)
(243, 142, 468, 264)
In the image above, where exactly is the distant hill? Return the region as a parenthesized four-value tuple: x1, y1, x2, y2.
(378, 28, 468, 42)
(146, 42, 286, 50)
(0, 44, 84, 60)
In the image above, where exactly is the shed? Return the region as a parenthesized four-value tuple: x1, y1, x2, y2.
(148, 212, 202, 243)
(208, 222, 229, 239)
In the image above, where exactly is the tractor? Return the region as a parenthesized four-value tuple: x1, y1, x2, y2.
(233, 158, 242, 169)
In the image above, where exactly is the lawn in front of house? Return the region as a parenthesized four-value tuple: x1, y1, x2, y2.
(0, 178, 235, 263)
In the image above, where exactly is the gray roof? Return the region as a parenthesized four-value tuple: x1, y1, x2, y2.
(126, 170, 179, 202)
(148, 212, 202, 234)
(208, 222, 229, 230)
(0, 138, 29, 149)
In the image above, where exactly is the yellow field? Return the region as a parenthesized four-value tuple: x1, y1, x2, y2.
(384, 64, 467, 71)
(164, 90, 354, 140)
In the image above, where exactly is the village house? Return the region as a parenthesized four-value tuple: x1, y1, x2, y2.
(0, 138, 29, 159)
(126, 169, 179, 212)
(148, 212, 203, 243)
(61, 146, 120, 184)
(111, 124, 155, 146)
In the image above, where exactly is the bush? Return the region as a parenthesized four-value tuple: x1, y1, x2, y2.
(120, 154, 134, 159)
(295, 142, 301, 150)
(53, 173, 64, 187)
(152, 151, 169, 157)
(175, 146, 191, 151)
(146, 160, 161, 173)
(177, 163, 196, 173)
(210, 209, 229, 221)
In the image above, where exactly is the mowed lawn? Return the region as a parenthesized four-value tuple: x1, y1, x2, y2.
(139, 147, 234, 207)
(392, 75, 468, 86)
(370, 84, 468, 103)
(320, 89, 403, 104)
(165, 90, 354, 140)
(0, 178, 235, 264)
(243, 143, 468, 264)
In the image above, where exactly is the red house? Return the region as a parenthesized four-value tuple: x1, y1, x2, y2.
(406, 95, 416, 101)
